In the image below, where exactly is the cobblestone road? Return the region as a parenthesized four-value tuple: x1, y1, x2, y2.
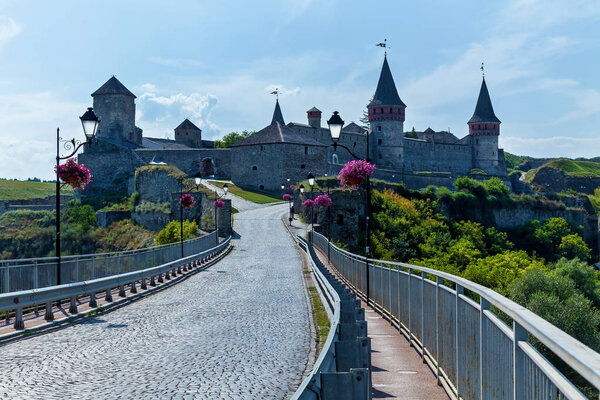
(0, 204, 311, 400)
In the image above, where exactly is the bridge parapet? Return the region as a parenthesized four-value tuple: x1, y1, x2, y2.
(0, 232, 218, 293)
(311, 231, 600, 400)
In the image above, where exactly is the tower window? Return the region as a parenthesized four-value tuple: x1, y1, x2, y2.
(378, 139, 382, 145)
(378, 126, 382, 132)
(260, 145, 264, 151)
(379, 153, 382, 159)
(336, 214, 344, 225)
(390, 108, 393, 113)
(476, 139, 479, 144)
(300, 164, 306, 169)
(252, 166, 257, 171)
(304, 146, 308, 155)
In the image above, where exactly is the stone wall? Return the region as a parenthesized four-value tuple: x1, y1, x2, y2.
(529, 166, 600, 195)
(132, 210, 171, 231)
(231, 143, 327, 193)
(96, 210, 131, 227)
(0, 195, 73, 216)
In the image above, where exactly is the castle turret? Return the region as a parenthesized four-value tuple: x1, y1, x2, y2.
(271, 99, 285, 125)
(91, 76, 140, 145)
(307, 107, 321, 128)
(468, 77, 502, 173)
(175, 119, 202, 148)
(367, 55, 406, 168)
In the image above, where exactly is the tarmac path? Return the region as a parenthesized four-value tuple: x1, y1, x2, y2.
(0, 203, 311, 400)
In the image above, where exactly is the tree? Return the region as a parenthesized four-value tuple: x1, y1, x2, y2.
(483, 177, 509, 198)
(558, 234, 591, 261)
(214, 131, 254, 148)
(156, 220, 198, 245)
(404, 127, 418, 138)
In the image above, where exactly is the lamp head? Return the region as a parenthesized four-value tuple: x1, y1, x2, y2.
(307, 172, 315, 187)
(194, 172, 202, 186)
(80, 107, 100, 141)
(223, 183, 228, 194)
(327, 111, 344, 143)
(299, 184, 305, 193)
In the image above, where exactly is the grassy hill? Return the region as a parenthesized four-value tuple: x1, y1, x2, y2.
(525, 159, 600, 182)
(0, 179, 73, 200)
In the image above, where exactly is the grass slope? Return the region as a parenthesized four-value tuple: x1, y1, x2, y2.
(526, 159, 600, 181)
(212, 182, 280, 204)
(0, 180, 73, 200)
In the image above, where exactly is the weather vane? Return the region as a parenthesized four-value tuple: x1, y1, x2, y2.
(270, 88, 280, 101)
(376, 39, 389, 56)
(481, 62, 485, 78)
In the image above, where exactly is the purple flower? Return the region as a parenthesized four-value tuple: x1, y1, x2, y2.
(55, 158, 92, 190)
(337, 159, 376, 190)
(180, 194, 196, 210)
(214, 199, 225, 208)
(303, 199, 315, 208)
(314, 194, 332, 207)
(283, 194, 292, 200)
(290, 184, 295, 189)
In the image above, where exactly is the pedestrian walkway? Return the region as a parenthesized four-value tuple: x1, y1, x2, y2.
(288, 216, 449, 399)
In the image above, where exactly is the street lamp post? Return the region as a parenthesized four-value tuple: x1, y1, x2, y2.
(213, 183, 228, 245)
(307, 173, 315, 241)
(55, 107, 99, 285)
(327, 111, 372, 306)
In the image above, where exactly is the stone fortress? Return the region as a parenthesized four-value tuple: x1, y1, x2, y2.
(78, 55, 508, 198)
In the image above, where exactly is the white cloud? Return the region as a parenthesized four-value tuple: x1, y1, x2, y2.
(136, 86, 220, 139)
(0, 16, 20, 50)
(264, 84, 301, 97)
(148, 57, 203, 69)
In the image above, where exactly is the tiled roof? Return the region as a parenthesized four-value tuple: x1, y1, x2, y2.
(232, 121, 327, 147)
(468, 78, 501, 124)
(368, 56, 406, 108)
(271, 100, 285, 125)
(92, 76, 136, 98)
(175, 119, 201, 131)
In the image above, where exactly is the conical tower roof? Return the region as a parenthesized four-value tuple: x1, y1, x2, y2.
(468, 78, 500, 124)
(271, 99, 285, 125)
(175, 118, 201, 131)
(368, 56, 405, 107)
(92, 76, 136, 98)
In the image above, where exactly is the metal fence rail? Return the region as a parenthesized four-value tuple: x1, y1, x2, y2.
(0, 236, 231, 330)
(0, 232, 218, 294)
(312, 231, 600, 400)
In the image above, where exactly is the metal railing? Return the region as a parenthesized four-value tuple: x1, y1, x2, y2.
(291, 235, 370, 400)
(312, 231, 600, 400)
(0, 236, 231, 330)
(0, 232, 218, 294)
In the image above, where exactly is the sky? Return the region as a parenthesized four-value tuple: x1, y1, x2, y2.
(0, 0, 600, 180)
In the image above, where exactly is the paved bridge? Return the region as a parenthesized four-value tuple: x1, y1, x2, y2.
(0, 204, 311, 399)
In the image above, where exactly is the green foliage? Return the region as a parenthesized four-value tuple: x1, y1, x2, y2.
(91, 219, 155, 251)
(558, 234, 591, 261)
(135, 165, 186, 181)
(0, 179, 73, 200)
(404, 127, 418, 138)
(551, 258, 600, 308)
(134, 201, 171, 214)
(455, 176, 487, 199)
(587, 187, 600, 214)
(156, 220, 199, 245)
(214, 131, 254, 148)
(212, 182, 280, 203)
(201, 212, 215, 230)
(483, 177, 510, 197)
(504, 152, 526, 170)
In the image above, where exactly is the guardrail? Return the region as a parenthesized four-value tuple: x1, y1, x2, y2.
(291, 235, 371, 400)
(0, 236, 231, 330)
(311, 231, 600, 400)
(0, 232, 218, 294)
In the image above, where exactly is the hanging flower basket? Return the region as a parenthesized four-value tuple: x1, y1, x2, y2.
(338, 159, 376, 190)
(289, 184, 295, 190)
(214, 199, 225, 208)
(55, 158, 92, 190)
(283, 194, 292, 201)
(179, 193, 196, 210)
(303, 199, 315, 208)
(314, 194, 332, 207)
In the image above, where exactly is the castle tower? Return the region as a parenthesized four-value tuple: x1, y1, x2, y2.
(271, 99, 285, 125)
(468, 77, 501, 172)
(307, 107, 321, 128)
(91, 76, 140, 145)
(175, 119, 202, 148)
(368, 55, 406, 168)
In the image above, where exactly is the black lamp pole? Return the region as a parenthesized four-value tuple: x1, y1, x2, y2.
(179, 178, 184, 258)
(327, 111, 372, 306)
(55, 107, 99, 286)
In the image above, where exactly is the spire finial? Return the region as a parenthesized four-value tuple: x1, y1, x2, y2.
(270, 88, 280, 101)
(376, 39, 389, 56)
(481, 62, 485, 78)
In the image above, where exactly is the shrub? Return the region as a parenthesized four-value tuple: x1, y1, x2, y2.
(156, 220, 198, 245)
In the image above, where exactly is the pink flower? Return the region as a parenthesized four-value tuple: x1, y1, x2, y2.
(314, 194, 332, 207)
(214, 199, 225, 208)
(283, 194, 292, 200)
(55, 158, 92, 190)
(303, 199, 315, 208)
(338, 159, 376, 190)
(179, 194, 196, 210)
(290, 184, 295, 189)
